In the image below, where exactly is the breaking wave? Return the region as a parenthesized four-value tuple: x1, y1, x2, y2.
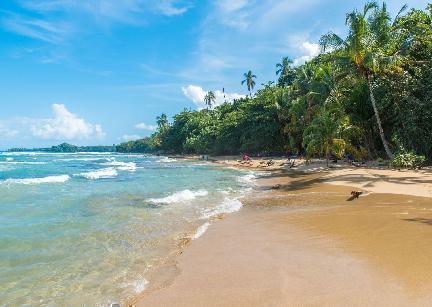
(148, 189, 208, 204)
(201, 197, 243, 219)
(0, 175, 70, 185)
(102, 161, 137, 171)
(77, 168, 118, 180)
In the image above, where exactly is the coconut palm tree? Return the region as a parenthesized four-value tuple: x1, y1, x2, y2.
(276, 57, 295, 86)
(241, 70, 257, 97)
(319, 1, 408, 159)
(204, 91, 216, 109)
(156, 113, 169, 130)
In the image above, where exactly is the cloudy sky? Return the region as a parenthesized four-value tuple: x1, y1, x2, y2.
(0, 0, 429, 148)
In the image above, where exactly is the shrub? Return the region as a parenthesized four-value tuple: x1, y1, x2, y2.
(391, 152, 426, 169)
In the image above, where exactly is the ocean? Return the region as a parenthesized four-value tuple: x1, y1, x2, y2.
(0, 152, 255, 305)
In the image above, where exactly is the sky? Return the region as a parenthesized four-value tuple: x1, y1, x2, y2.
(0, 0, 429, 149)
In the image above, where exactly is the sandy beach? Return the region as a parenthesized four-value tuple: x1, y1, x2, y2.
(135, 158, 432, 306)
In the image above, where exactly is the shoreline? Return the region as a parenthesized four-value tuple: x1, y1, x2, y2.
(134, 157, 432, 306)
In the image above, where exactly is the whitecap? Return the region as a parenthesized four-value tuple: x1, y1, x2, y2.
(201, 197, 243, 219)
(237, 173, 257, 184)
(1, 175, 70, 185)
(102, 161, 137, 171)
(77, 152, 112, 155)
(192, 222, 210, 240)
(0, 161, 46, 165)
(77, 168, 118, 180)
(56, 157, 110, 162)
(156, 157, 177, 163)
(5, 157, 13, 161)
(148, 189, 208, 204)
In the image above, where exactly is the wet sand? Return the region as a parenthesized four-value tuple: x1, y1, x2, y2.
(136, 169, 432, 306)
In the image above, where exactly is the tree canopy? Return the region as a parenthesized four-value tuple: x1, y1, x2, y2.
(117, 2, 432, 164)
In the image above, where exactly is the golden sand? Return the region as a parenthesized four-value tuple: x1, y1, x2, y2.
(136, 166, 432, 306)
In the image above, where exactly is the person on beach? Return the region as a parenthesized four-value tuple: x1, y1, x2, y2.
(242, 153, 251, 161)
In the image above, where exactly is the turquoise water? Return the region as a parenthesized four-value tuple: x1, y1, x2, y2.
(0, 152, 253, 305)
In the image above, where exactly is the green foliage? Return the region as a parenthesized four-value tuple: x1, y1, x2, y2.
(391, 151, 426, 169)
(9, 143, 115, 153)
(242, 70, 257, 96)
(116, 138, 153, 153)
(116, 2, 431, 165)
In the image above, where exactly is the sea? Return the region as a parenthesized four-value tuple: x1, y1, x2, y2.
(0, 152, 257, 305)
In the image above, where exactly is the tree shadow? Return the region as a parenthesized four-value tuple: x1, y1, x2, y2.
(328, 173, 432, 188)
(403, 218, 432, 226)
(258, 170, 328, 191)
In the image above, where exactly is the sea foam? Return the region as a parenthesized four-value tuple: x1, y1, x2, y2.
(237, 173, 257, 184)
(148, 189, 208, 204)
(102, 161, 137, 171)
(1, 175, 70, 185)
(77, 168, 118, 180)
(0, 161, 46, 165)
(156, 157, 177, 163)
(201, 197, 243, 219)
(192, 222, 211, 240)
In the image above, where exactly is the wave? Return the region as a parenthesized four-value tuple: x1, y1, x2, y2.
(5, 157, 13, 161)
(201, 197, 243, 219)
(148, 189, 208, 204)
(0, 161, 46, 165)
(56, 157, 112, 162)
(77, 168, 118, 180)
(237, 173, 257, 184)
(192, 222, 210, 240)
(156, 157, 177, 163)
(77, 152, 112, 155)
(0, 175, 70, 185)
(102, 161, 137, 171)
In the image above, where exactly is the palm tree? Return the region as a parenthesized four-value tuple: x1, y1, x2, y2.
(204, 91, 216, 109)
(303, 111, 359, 167)
(276, 57, 292, 76)
(241, 70, 257, 97)
(276, 57, 295, 86)
(156, 113, 169, 130)
(319, 1, 407, 159)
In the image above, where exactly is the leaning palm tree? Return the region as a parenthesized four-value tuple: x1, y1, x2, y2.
(319, 1, 408, 159)
(204, 91, 216, 109)
(241, 70, 257, 97)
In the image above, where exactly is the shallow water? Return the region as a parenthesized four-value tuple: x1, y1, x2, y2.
(0, 152, 253, 305)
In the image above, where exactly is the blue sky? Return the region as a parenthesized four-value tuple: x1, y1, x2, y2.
(0, 0, 429, 148)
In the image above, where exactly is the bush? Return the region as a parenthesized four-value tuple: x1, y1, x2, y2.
(391, 152, 426, 169)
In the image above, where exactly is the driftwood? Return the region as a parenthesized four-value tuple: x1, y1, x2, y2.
(347, 191, 363, 201)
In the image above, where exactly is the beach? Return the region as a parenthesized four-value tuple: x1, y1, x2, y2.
(136, 159, 432, 306)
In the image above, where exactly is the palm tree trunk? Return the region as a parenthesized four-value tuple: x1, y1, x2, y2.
(367, 75, 393, 159)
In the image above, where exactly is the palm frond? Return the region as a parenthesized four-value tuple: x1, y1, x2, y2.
(363, 1, 378, 18)
(319, 32, 345, 52)
(393, 4, 408, 26)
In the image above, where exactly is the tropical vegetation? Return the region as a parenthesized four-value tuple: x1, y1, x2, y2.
(117, 2, 432, 165)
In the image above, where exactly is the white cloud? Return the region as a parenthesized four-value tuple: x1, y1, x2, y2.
(182, 85, 245, 109)
(135, 122, 157, 131)
(216, 0, 251, 30)
(30, 104, 105, 140)
(293, 41, 320, 66)
(121, 134, 141, 141)
(0, 123, 19, 138)
(217, 0, 249, 12)
(157, 0, 191, 16)
(4, 0, 191, 44)
(1, 14, 72, 44)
